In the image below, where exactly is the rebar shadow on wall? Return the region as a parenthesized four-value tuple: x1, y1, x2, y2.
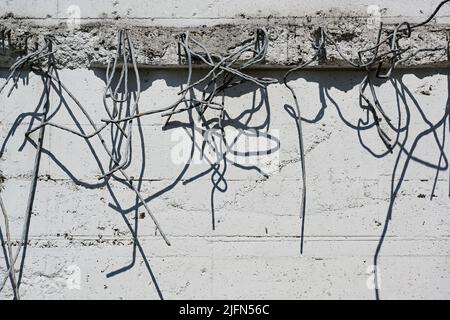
(102, 28, 278, 230)
(0, 28, 278, 299)
(0, 0, 449, 300)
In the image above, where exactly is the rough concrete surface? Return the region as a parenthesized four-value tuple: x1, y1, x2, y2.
(0, 0, 449, 300)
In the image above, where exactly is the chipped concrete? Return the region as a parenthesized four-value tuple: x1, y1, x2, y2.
(0, 1, 449, 300)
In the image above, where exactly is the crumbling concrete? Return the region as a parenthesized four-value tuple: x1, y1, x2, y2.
(0, 0, 449, 300)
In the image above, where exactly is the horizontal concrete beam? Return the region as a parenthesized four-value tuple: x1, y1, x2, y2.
(0, 18, 449, 69)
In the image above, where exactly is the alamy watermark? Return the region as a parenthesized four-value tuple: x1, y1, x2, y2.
(27, 264, 81, 295)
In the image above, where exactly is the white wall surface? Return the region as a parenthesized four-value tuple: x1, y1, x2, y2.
(0, 67, 449, 299)
(1, 0, 449, 25)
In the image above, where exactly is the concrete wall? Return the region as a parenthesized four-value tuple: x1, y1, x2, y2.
(2, 0, 449, 24)
(0, 0, 449, 300)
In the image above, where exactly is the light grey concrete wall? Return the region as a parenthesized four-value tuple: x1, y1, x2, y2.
(0, 0, 449, 300)
(0, 67, 449, 299)
(1, 0, 449, 24)
(1, 0, 449, 68)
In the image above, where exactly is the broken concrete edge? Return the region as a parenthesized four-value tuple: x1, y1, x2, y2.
(0, 18, 449, 70)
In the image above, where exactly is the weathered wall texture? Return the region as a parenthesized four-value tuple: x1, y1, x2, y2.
(0, 1, 449, 300)
(1, 0, 450, 68)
